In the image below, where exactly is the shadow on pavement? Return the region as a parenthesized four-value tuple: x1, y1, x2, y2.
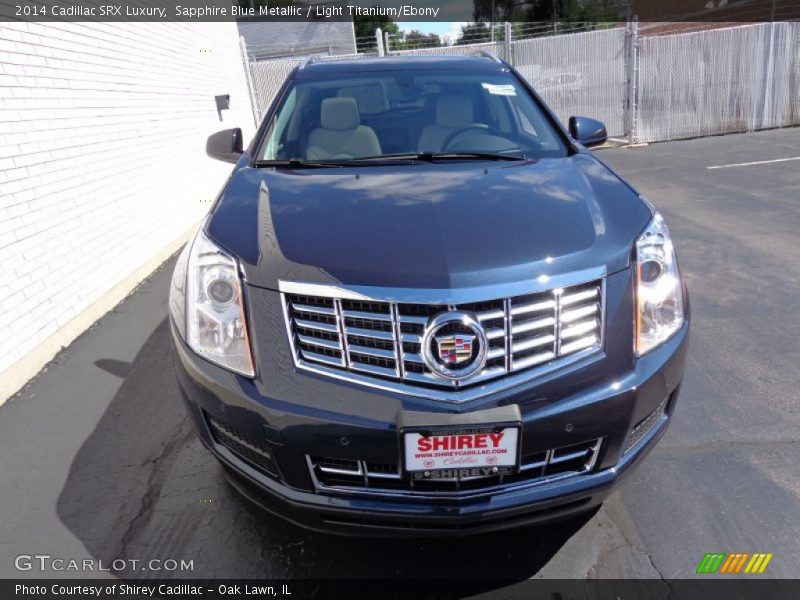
(56, 317, 594, 585)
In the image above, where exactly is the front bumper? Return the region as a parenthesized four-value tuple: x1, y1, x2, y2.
(172, 293, 689, 536)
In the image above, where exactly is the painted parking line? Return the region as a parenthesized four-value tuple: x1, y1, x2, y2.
(707, 156, 800, 170)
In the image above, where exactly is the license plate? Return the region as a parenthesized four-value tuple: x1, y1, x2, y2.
(403, 425, 520, 479)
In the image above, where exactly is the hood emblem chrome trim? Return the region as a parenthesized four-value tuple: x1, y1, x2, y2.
(422, 312, 487, 381)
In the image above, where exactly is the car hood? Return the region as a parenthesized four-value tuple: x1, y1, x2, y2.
(207, 153, 651, 290)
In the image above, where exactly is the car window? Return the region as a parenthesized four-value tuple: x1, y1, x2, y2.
(485, 93, 514, 134)
(516, 106, 536, 135)
(262, 88, 296, 159)
(258, 69, 568, 162)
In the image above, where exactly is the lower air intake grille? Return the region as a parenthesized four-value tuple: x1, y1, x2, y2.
(625, 395, 669, 453)
(207, 415, 280, 479)
(309, 438, 602, 497)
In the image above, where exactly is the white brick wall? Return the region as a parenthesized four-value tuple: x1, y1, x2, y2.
(0, 22, 255, 381)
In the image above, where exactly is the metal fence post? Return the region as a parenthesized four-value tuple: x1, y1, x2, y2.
(384, 30, 391, 55)
(624, 17, 640, 143)
(376, 28, 385, 57)
(504, 22, 512, 64)
(759, 21, 777, 130)
(238, 36, 260, 127)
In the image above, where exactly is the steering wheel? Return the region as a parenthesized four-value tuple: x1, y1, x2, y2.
(442, 124, 504, 151)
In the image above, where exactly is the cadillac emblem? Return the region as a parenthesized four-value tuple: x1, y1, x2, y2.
(421, 312, 488, 381)
(437, 334, 475, 365)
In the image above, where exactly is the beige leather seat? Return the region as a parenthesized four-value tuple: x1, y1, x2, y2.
(306, 97, 381, 160)
(417, 96, 477, 152)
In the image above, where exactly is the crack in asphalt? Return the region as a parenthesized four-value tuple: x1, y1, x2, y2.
(598, 510, 672, 595)
(644, 552, 672, 599)
(115, 414, 192, 559)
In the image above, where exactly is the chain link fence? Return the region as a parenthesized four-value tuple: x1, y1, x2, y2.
(239, 22, 800, 143)
(244, 57, 300, 122)
(635, 22, 800, 142)
(513, 28, 627, 137)
(390, 41, 507, 60)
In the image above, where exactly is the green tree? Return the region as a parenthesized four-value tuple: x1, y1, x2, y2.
(555, 0, 620, 27)
(454, 22, 490, 45)
(469, 0, 623, 32)
(394, 29, 443, 50)
(471, 0, 550, 23)
(353, 10, 400, 51)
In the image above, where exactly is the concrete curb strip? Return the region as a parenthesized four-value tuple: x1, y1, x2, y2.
(0, 221, 201, 407)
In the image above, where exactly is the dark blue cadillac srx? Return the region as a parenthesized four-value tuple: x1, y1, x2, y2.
(169, 55, 689, 535)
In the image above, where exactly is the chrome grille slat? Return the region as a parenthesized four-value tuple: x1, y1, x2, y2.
(477, 308, 505, 321)
(318, 460, 362, 476)
(390, 303, 405, 379)
(561, 319, 598, 339)
(511, 299, 555, 316)
(283, 277, 604, 401)
(297, 334, 341, 351)
(512, 350, 555, 370)
(292, 303, 336, 316)
(561, 288, 598, 305)
(460, 365, 507, 384)
(549, 449, 591, 464)
(341, 309, 393, 322)
(486, 327, 505, 340)
(295, 318, 339, 333)
(511, 316, 556, 335)
(561, 304, 598, 323)
(401, 332, 422, 343)
(366, 470, 402, 480)
(519, 459, 547, 472)
(309, 438, 603, 497)
(349, 344, 396, 360)
(398, 314, 428, 325)
(512, 333, 555, 353)
(403, 371, 457, 387)
(333, 298, 349, 368)
(348, 362, 397, 378)
(300, 349, 342, 366)
(560, 334, 599, 355)
(345, 326, 394, 341)
(487, 347, 506, 360)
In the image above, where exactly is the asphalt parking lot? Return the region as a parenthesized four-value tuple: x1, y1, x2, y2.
(1, 127, 799, 586)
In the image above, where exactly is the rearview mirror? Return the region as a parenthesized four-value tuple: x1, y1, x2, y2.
(206, 128, 243, 163)
(568, 116, 607, 148)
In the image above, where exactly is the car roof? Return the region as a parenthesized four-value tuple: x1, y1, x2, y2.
(294, 54, 508, 78)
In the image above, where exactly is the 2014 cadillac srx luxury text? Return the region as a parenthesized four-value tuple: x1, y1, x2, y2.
(169, 55, 689, 535)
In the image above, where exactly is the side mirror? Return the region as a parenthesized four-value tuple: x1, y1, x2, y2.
(206, 128, 243, 163)
(568, 116, 607, 148)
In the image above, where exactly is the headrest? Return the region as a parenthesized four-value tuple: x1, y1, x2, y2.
(436, 95, 475, 128)
(320, 97, 360, 130)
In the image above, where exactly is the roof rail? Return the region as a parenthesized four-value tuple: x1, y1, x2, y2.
(298, 54, 320, 70)
(475, 50, 503, 63)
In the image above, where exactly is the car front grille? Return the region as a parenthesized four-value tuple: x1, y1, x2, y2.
(281, 278, 604, 401)
(308, 438, 602, 498)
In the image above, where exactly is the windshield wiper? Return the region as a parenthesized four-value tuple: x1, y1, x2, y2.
(252, 159, 347, 169)
(253, 152, 528, 168)
(354, 151, 528, 163)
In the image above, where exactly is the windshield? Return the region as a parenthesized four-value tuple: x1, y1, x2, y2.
(257, 69, 568, 163)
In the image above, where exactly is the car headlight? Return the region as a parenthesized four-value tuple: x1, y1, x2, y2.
(173, 226, 255, 377)
(634, 212, 685, 356)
